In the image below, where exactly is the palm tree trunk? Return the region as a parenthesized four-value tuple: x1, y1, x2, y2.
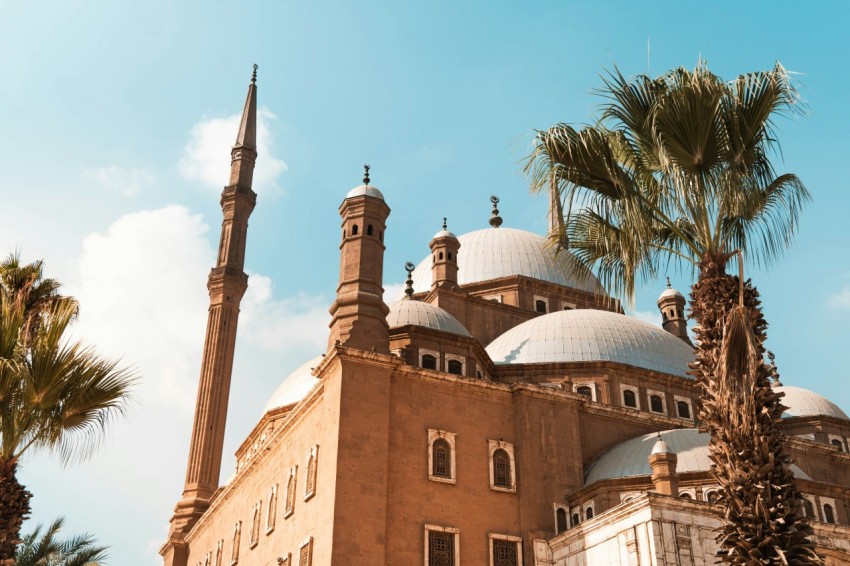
(690, 256, 821, 564)
(0, 458, 31, 561)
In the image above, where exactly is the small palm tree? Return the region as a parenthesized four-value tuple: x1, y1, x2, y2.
(15, 517, 108, 566)
(526, 63, 820, 563)
(0, 257, 136, 561)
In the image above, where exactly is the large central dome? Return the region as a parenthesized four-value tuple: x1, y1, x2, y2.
(403, 227, 601, 297)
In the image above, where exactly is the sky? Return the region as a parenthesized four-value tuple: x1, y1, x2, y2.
(2, 1, 850, 564)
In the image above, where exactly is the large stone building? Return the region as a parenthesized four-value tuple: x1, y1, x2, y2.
(160, 72, 850, 565)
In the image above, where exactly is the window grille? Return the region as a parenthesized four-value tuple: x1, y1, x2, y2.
(266, 486, 277, 532)
(677, 400, 690, 419)
(422, 354, 437, 370)
(299, 545, 310, 566)
(492, 539, 518, 566)
(447, 359, 463, 375)
(576, 386, 592, 399)
(535, 299, 547, 313)
(306, 453, 316, 497)
(623, 389, 637, 408)
(249, 501, 260, 546)
(650, 395, 664, 413)
(680, 492, 692, 499)
(585, 506, 593, 519)
(428, 531, 454, 566)
(493, 449, 511, 488)
(231, 522, 241, 563)
(285, 471, 297, 516)
(433, 439, 451, 478)
(571, 513, 579, 527)
(831, 439, 844, 452)
(824, 504, 836, 524)
(706, 491, 719, 503)
(803, 499, 816, 519)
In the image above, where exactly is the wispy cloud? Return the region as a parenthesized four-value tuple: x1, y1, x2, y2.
(83, 165, 155, 197)
(828, 286, 850, 309)
(634, 310, 661, 327)
(178, 107, 286, 194)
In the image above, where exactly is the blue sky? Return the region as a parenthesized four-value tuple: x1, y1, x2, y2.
(2, 1, 850, 564)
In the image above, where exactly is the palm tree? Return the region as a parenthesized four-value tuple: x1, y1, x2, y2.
(526, 63, 820, 563)
(0, 259, 136, 562)
(15, 517, 108, 566)
(0, 252, 73, 341)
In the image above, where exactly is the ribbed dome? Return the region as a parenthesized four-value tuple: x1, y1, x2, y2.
(386, 300, 471, 336)
(485, 309, 694, 378)
(345, 184, 384, 200)
(585, 429, 811, 486)
(776, 385, 848, 420)
(263, 356, 323, 414)
(402, 227, 601, 297)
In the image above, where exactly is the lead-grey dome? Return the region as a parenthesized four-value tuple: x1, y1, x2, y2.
(402, 227, 601, 297)
(485, 309, 694, 378)
(776, 385, 848, 420)
(585, 429, 811, 486)
(263, 356, 323, 414)
(387, 300, 471, 336)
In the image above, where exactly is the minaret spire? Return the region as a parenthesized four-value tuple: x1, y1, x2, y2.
(163, 66, 259, 565)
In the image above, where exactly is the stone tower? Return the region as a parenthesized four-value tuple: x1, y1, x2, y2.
(648, 437, 679, 496)
(657, 278, 691, 345)
(430, 218, 460, 290)
(327, 166, 391, 354)
(163, 66, 258, 565)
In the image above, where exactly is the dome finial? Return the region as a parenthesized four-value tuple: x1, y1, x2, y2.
(404, 261, 416, 299)
(251, 64, 258, 84)
(442, 217, 447, 230)
(363, 164, 371, 186)
(666, 276, 672, 289)
(489, 195, 503, 228)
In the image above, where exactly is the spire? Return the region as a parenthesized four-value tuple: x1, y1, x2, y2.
(363, 164, 371, 185)
(404, 262, 415, 299)
(234, 65, 258, 149)
(489, 195, 503, 228)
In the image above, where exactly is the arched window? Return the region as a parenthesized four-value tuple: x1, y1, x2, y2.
(352, 224, 358, 235)
(284, 468, 297, 517)
(585, 506, 594, 520)
(706, 490, 719, 503)
(422, 354, 437, 370)
(535, 299, 547, 313)
(439, 252, 444, 260)
(366, 224, 373, 236)
(831, 439, 844, 452)
(623, 389, 637, 408)
(447, 359, 463, 375)
(803, 499, 816, 519)
(231, 521, 241, 563)
(447, 252, 452, 260)
(571, 513, 580, 527)
(824, 504, 836, 524)
(680, 492, 692, 499)
(677, 400, 691, 419)
(576, 386, 593, 399)
(650, 394, 664, 413)
(432, 439, 451, 478)
(493, 449, 511, 488)
(556, 508, 567, 533)
(305, 446, 318, 500)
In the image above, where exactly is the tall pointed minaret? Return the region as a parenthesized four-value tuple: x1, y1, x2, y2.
(163, 66, 258, 565)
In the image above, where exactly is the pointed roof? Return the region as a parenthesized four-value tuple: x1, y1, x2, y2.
(234, 64, 258, 149)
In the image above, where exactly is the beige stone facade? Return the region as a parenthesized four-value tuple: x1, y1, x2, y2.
(161, 75, 850, 566)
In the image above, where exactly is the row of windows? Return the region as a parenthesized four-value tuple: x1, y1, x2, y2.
(533, 295, 575, 314)
(433, 250, 457, 262)
(428, 431, 517, 492)
(421, 353, 465, 376)
(342, 223, 383, 241)
(619, 385, 693, 420)
(425, 526, 523, 566)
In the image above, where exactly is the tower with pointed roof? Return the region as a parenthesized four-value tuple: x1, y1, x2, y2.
(429, 218, 461, 290)
(162, 66, 259, 566)
(658, 277, 691, 345)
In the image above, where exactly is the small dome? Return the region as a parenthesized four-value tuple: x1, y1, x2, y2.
(345, 184, 385, 200)
(485, 309, 694, 378)
(432, 229, 458, 240)
(402, 227, 601, 298)
(585, 429, 811, 486)
(263, 355, 323, 414)
(658, 287, 685, 302)
(387, 300, 471, 337)
(776, 385, 848, 420)
(650, 439, 673, 455)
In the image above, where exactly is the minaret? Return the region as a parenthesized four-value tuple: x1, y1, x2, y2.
(648, 435, 679, 496)
(430, 218, 460, 290)
(658, 277, 691, 345)
(327, 165, 391, 354)
(165, 66, 258, 555)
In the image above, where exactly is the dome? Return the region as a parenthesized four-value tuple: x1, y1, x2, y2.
(585, 429, 811, 486)
(345, 184, 385, 200)
(485, 309, 694, 378)
(776, 385, 848, 420)
(387, 300, 471, 336)
(402, 227, 601, 297)
(432, 229, 458, 240)
(263, 355, 323, 414)
(658, 287, 685, 301)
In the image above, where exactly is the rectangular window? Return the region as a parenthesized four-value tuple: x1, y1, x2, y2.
(428, 430, 457, 484)
(285, 466, 298, 518)
(489, 534, 522, 566)
(425, 525, 459, 566)
(266, 485, 277, 533)
(298, 537, 313, 566)
(305, 445, 319, 501)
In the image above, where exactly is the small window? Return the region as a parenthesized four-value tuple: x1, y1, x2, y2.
(493, 449, 511, 488)
(650, 394, 664, 413)
(426, 527, 457, 566)
(439, 252, 444, 260)
(831, 439, 843, 452)
(433, 439, 451, 478)
(677, 400, 691, 419)
(476, 370, 482, 379)
(342, 229, 346, 239)
(422, 354, 438, 370)
(706, 491, 719, 503)
(680, 492, 692, 499)
(447, 252, 453, 261)
(215, 540, 223, 566)
(266, 485, 277, 533)
(305, 446, 318, 500)
(556, 508, 567, 533)
(298, 537, 313, 566)
(379, 230, 383, 242)
(623, 389, 637, 408)
(367, 224, 373, 236)
(803, 499, 816, 519)
(231, 521, 241, 564)
(491, 537, 520, 566)
(576, 386, 593, 399)
(571, 513, 580, 527)
(285, 467, 297, 518)
(249, 500, 261, 548)
(447, 359, 463, 375)
(352, 224, 358, 235)
(824, 504, 836, 524)
(535, 299, 547, 313)
(584, 506, 593, 520)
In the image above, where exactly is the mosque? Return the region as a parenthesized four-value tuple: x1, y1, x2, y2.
(160, 71, 850, 565)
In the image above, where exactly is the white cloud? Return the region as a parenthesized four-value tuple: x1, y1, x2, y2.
(634, 310, 661, 327)
(383, 281, 406, 302)
(178, 107, 286, 193)
(83, 165, 154, 197)
(828, 287, 850, 309)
